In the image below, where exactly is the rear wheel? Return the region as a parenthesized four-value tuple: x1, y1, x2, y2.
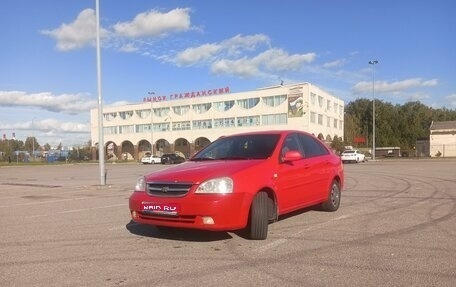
(321, 180, 341, 212)
(248, 191, 269, 240)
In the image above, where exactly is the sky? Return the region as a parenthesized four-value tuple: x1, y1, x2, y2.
(1, 0, 455, 148)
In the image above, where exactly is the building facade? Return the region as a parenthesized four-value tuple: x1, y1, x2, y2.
(429, 120, 456, 157)
(90, 82, 344, 160)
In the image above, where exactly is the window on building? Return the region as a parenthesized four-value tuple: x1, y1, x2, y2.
(193, 103, 212, 114)
(136, 124, 152, 133)
(310, 112, 316, 123)
(213, 100, 234, 112)
(310, 93, 316, 105)
(173, 105, 190, 116)
(333, 103, 338, 114)
(214, 117, 235, 128)
(262, 95, 287, 107)
(153, 123, 170, 132)
(318, 114, 323, 125)
(135, 109, 151, 119)
(262, 113, 287, 125)
(327, 116, 331, 127)
(327, 100, 331, 111)
(103, 126, 117, 135)
(153, 107, 170, 117)
(104, 112, 117, 121)
(318, 96, 323, 108)
(192, 119, 213, 129)
(333, 119, 338, 128)
(172, 121, 191, 131)
(237, 98, 260, 109)
(119, 125, 134, 134)
(237, 116, 260, 127)
(119, 111, 133, 120)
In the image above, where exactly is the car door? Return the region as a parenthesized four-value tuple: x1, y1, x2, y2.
(296, 133, 333, 203)
(275, 133, 314, 213)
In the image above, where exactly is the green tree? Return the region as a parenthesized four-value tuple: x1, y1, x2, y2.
(344, 99, 456, 152)
(24, 137, 40, 155)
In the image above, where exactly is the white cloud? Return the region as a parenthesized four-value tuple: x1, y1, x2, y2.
(446, 94, 456, 107)
(352, 78, 439, 94)
(41, 9, 109, 51)
(257, 49, 315, 71)
(174, 33, 314, 77)
(210, 48, 316, 77)
(0, 91, 97, 114)
(175, 43, 222, 66)
(42, 8, 192, 52)
(113, 8, 191, 38)
(174, 34, 270, 66)
(211, 58, 259, 77)
(220, 34, 271, 55)
(322, 59, 346, 69)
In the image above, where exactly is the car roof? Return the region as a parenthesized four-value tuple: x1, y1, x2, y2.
(218, 129, 316, 138)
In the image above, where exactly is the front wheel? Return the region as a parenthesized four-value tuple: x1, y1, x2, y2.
(321, 180, 341, 212)
(248, 191, 269, 240)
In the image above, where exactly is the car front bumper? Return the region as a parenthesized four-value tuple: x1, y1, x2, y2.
(129, 191, 253, 231)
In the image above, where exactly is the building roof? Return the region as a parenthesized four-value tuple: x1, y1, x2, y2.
(430, 120, 456, 131)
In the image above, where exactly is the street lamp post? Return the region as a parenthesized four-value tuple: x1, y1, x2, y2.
(96, 0, 106, 185)
(369, 60, 379, 160)
(32, 117, 37, 160)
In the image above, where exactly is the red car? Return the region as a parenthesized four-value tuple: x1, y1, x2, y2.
(129, 130, 344, 240)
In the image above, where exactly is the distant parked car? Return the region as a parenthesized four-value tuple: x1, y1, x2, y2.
(160, 153, 186, 164)
(141, 154, 162, 164)
(341, 150, 365, 163)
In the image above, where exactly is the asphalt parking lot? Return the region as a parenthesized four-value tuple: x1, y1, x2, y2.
(1, 159, 455, 287)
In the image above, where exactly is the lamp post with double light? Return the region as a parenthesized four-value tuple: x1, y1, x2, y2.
(369, 60, 379, 160)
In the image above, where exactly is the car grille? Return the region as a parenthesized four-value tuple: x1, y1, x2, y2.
(146, 181, 193, 197)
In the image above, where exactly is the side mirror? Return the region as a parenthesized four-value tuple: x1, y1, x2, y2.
(282, 150, 303, 162)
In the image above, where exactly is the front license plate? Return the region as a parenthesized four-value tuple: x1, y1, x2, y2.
(141, 202, 181, 215)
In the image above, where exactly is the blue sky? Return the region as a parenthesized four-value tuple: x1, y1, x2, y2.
(1, 0, 455, 148)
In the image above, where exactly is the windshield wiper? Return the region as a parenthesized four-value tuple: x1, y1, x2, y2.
(190, 157, 216, 161)
(219, 156, 249, 160)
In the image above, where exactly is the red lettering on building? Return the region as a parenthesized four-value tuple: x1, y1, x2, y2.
(143, 86, 230, 102)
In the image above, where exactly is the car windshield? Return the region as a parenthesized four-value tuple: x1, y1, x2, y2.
(191, 134, 280, 161)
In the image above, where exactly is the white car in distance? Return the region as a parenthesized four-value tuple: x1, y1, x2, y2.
(341, 150, 366, 163)
(141, 153, 161, 164)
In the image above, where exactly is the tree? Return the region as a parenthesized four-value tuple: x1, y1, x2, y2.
(24, 137, 40, 155)
(330, 136, 345, 154)
(344, 99, 456, 151)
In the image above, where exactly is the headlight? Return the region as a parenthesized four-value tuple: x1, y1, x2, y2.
(195, 177, 233, 194)
(134, 176, 146, 192)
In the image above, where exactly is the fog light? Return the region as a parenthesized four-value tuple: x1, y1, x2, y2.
(202, 216, 214, 225)
(131, 211, 138, 219)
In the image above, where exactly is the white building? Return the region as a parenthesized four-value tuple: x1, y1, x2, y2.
(90, 82, 344, 160)
(430, 120, 456, 157)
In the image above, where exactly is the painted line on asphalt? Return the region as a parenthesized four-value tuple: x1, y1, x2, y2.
(0, 196, 92, 208)
(57, 203, 128, 214)
(254, 214, 352, 254)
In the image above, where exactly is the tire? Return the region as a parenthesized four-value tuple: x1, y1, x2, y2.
(321, 180, 341, 212)
(248, 191, 269, 240)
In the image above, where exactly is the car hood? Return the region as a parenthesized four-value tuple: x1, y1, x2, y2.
(145, 159, 266, 184)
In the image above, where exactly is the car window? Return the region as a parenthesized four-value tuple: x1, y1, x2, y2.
(280, 134, 304, 159)
(192, 134, 280, 160)
(297, 133, 329, 158)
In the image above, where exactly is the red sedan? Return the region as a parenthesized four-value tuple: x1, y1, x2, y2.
(129, 130, 344, 240)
